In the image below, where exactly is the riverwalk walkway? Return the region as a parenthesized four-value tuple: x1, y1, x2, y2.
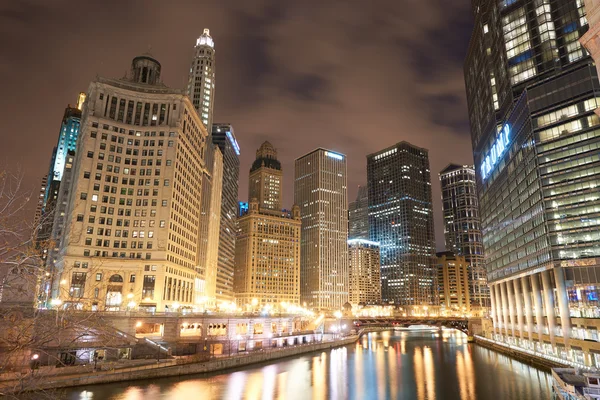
(0, 333, 374, 395)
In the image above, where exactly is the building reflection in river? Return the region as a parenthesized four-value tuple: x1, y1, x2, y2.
(69, 330, 552, 400)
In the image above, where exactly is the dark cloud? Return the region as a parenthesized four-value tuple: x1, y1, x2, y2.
(0, 0, 474, 250)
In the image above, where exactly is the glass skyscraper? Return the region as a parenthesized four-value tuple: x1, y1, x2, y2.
(349, 184, 369, 240)
(367, 142, 436, 309)
(466, 0, 600, 366)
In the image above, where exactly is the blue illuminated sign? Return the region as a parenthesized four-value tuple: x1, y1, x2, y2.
(325, 151, 344, 160)
(226, 131, 240, 156)
(481, 124, 510, 180)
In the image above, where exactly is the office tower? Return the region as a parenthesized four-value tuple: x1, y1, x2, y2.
(36, 98, 84, 244)
(367, 142, 436, 308)
(249, 142, 283, 212)
(197, 140, 223, 304)
(54, 55, 213, 312)
(439, 164, 489, 309)
(187, 29, 215, 131)
(466, 0, 600, 364)
(212, 123, 240, 304)
(238, 201, 249, 217)
(437, 252, 470, 315)
(43, 152, 76, 304)
(294, 148, 348, 310)
(349, 185, 369, 240)
(188, 30, 222, 303)
(348, 239, 381, 305)
(234, 200, 301, 308)
(34, 176, 47, 228)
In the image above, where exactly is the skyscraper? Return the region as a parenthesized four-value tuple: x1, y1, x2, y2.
(234, 201, 301, 308)
(212, 123, 240, 304)
(466, 0, 600, 364)
(349, 185, 369, 240)
(37, 97, 85, 243)
(439, 164, 489, 309)
(367, 142, 436, 308)
(187, 29, 215, 131)
(249, 142, 283, 212)
(348, 239, 381, 305)
(54, 55, 214, 311)
(234, 142, 300, 308)
(295, 148, 348, 310)
(188, 30, 223, 303)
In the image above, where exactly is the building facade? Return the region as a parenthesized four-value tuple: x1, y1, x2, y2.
(187, 29, 215, 131)
(295, 148, 349, 310)
(37, 99, 84, 243)
(249, 142, 283, 212)
(367, 142, 437, 307)
(348, 239, 381, 305)
(349, 184, 369, 240)
(234, 200, 301, 308)
(466, 0, 600, 366)
(437, 252, 470, 315)
(212, 123, 240, 304)
(439, 164, 489, 309)
(53, 55, 214, 312)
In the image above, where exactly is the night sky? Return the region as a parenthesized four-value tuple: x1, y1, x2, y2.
(0, 0, 474, 250)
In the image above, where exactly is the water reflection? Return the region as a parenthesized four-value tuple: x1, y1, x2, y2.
(68, 330, 552, 400)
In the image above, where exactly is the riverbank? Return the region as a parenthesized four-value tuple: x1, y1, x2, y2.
(0, 335, 360, 394)
(474, 335, 568, 371)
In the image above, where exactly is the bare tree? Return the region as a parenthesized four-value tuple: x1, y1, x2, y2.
(0, 169, 136, 399)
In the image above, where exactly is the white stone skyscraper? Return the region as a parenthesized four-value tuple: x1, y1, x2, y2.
(187, 28, 215, 132)
(53, 55, 214, 311)
(294, 148, 348, 310)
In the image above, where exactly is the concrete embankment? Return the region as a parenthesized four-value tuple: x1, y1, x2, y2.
(2, 336, 359, 392)
(474, 336, 567, 371)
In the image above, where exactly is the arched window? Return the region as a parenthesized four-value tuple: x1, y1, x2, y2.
(109, 274, 124, 283)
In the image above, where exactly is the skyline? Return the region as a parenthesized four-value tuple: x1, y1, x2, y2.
(0, 0, 474, 250)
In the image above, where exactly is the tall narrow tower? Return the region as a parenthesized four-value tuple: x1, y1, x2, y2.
(249, 142, 283, 212)
(187, 28, 215, 131)
(439, 164, 488, 309)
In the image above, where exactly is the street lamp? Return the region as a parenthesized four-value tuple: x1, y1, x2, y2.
(251, 298, 258, 313)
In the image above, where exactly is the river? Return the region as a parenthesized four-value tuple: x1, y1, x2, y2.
(66, 330, 552, 400)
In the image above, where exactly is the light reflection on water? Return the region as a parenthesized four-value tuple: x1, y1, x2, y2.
(68, 330, 552, 400)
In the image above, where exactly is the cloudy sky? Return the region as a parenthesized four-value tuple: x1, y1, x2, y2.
(0, 0, 475, 249)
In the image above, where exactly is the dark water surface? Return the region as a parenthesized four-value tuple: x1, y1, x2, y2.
(66, 330, 552, 400)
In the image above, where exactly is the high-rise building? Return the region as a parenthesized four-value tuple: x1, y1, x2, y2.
(187, 29, 215, 131)
(36, 98, 85, 244)
(349, 185, 369, 240)
(34, 175, 47, 229)
(466, 0, 600, 365)
(348, 239, 381, 305)
(212, 123, 240, 304)
(439, 164, 489, 309)
(249, 142, 283, 212)
(234, 200, 301, 308)
(437, 252, 470, 315)
(188, 30, 223, 304)
(367, 142, 436, 308)
(54, 55, 214, 312)
(294, 148, 348, 310)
